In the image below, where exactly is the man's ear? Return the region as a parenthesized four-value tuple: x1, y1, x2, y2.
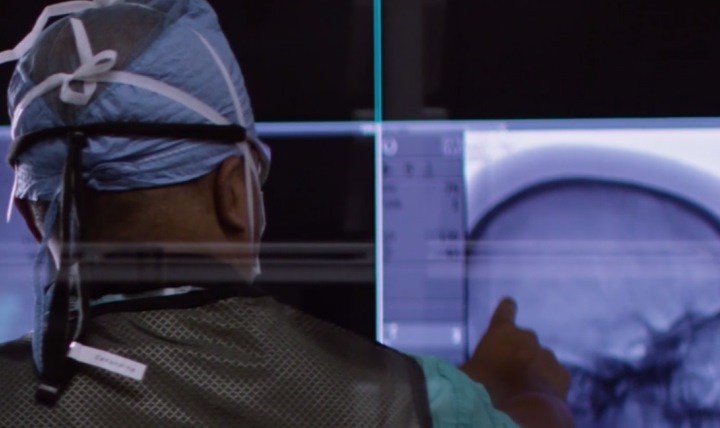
(214, 156, 248, 236)
(14, 199, 43, 243)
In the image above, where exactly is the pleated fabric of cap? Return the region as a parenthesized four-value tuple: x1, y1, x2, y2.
(3, 0, 271, 205)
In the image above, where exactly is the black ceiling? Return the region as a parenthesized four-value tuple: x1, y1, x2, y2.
(441, 0, 720, 119)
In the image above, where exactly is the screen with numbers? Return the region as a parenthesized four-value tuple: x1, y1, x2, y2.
(378, 118, 720, 426)
(379, 126, 468, 363)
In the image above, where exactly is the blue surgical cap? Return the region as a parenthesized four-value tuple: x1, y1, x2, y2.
(2, 0, 271, 204)
(2, 1, 273, 374)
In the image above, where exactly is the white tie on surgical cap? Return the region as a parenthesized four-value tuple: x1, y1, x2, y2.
(8, 18, 235, 139)
(0, 1, 124, 65)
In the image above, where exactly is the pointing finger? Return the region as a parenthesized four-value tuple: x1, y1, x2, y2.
(489, 297, 517, 328)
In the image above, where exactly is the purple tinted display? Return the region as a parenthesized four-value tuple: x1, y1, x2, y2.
(381, 120, 720, 426)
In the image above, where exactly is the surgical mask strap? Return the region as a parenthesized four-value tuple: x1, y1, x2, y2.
(35, 130, 88, 406)
(31, 190, 61, 371)
(239, 143, 265, 279)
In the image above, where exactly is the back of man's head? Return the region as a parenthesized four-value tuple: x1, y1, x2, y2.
(0, 1, 277, 405)
(2, 0, 271, 262)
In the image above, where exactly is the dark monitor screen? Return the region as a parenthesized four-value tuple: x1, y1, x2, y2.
(378, 118, 720, 426)
(381, 1, 720, 120)
(445, 2, 720, 120)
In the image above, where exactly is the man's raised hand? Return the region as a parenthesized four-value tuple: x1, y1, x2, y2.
(460, 298, 571, 406)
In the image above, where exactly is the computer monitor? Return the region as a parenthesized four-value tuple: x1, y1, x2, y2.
(379, 117, 720, 425)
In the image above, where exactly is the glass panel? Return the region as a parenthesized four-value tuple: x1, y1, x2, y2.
(379, 118, 720, 425)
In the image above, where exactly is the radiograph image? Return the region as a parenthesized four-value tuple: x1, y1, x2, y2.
(467, 182, 720, 427)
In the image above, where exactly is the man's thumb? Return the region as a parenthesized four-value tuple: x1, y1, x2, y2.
(489, 298, 517, 327)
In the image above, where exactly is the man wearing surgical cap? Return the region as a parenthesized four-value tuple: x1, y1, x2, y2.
(0, 1, 574, 427)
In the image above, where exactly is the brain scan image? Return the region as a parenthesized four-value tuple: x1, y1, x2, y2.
(466, 180, 720, 427)
(460, 126, 720, 427)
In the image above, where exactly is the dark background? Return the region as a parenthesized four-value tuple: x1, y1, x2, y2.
(385, 0, 720, 119)
(2, 1, 719, 121)
(258, 136, 376, 340)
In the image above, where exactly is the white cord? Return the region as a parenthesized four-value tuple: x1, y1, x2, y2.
(0, 1, 123, 65)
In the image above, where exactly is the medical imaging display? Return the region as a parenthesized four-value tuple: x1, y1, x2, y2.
(380, 119, 720, 427)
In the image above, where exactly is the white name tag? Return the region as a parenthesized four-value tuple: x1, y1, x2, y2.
(68, 342, 147, 381)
